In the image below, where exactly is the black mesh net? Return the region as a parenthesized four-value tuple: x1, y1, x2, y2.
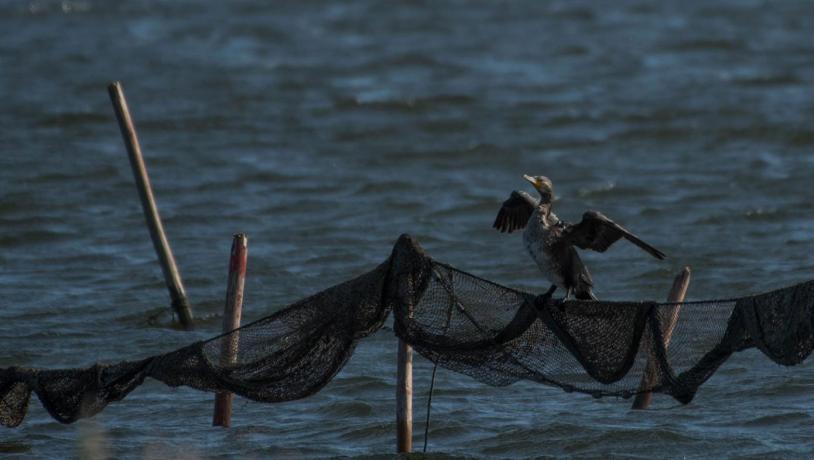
(2, 234, 813, 428)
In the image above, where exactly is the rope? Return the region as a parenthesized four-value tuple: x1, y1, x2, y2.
(423, 360, 439, 453)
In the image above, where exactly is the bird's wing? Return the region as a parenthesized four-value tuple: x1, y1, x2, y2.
(493, 190, 538, 233)
(563, 210, 666, 260)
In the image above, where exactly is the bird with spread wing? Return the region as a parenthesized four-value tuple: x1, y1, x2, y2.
(493, 175, 666, 300)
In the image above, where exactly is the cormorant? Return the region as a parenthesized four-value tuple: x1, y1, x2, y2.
(493, 175, 666, 300)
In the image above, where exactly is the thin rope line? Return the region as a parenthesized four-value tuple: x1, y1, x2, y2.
(434, 262, 752, 306)
(422, 267, 456, 453)
(423, 360, 439, 453)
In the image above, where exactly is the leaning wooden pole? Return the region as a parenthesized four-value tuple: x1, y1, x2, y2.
(396, 338, 413, 453)
(108, 81, 194, 329)
(213, 233, 248, 427)
(632, 266, 691, 410)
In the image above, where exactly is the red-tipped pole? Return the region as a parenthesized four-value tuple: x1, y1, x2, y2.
(213, 233, 248, 427)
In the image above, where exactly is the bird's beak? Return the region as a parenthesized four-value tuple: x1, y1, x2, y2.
(523, 174, 538, 188)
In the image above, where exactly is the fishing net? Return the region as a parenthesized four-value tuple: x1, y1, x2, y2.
(2, 234, 814, 428)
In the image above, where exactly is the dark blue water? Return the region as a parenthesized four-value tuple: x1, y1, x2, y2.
(2, 1, 814, 458)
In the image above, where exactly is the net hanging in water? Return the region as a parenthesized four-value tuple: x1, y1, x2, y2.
(2, 234, 814, 428)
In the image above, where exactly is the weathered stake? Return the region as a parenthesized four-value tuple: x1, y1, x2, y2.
(108, 81, 194, 329)
(396, 339, 413, 453)
(632, 266, 692, 410)
(213, 233, 248, 427)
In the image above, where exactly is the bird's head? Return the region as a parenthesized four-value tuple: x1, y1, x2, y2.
(523, 175, 554, 202)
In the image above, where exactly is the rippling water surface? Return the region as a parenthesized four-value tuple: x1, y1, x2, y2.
(2, 1, 814, 458)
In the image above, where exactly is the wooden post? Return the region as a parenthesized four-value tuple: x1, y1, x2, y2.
(213, 234, 248, 427)
(108, 81, 194, 329)
(632, 267, 691, 410)
(396, 339, 413, 453)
